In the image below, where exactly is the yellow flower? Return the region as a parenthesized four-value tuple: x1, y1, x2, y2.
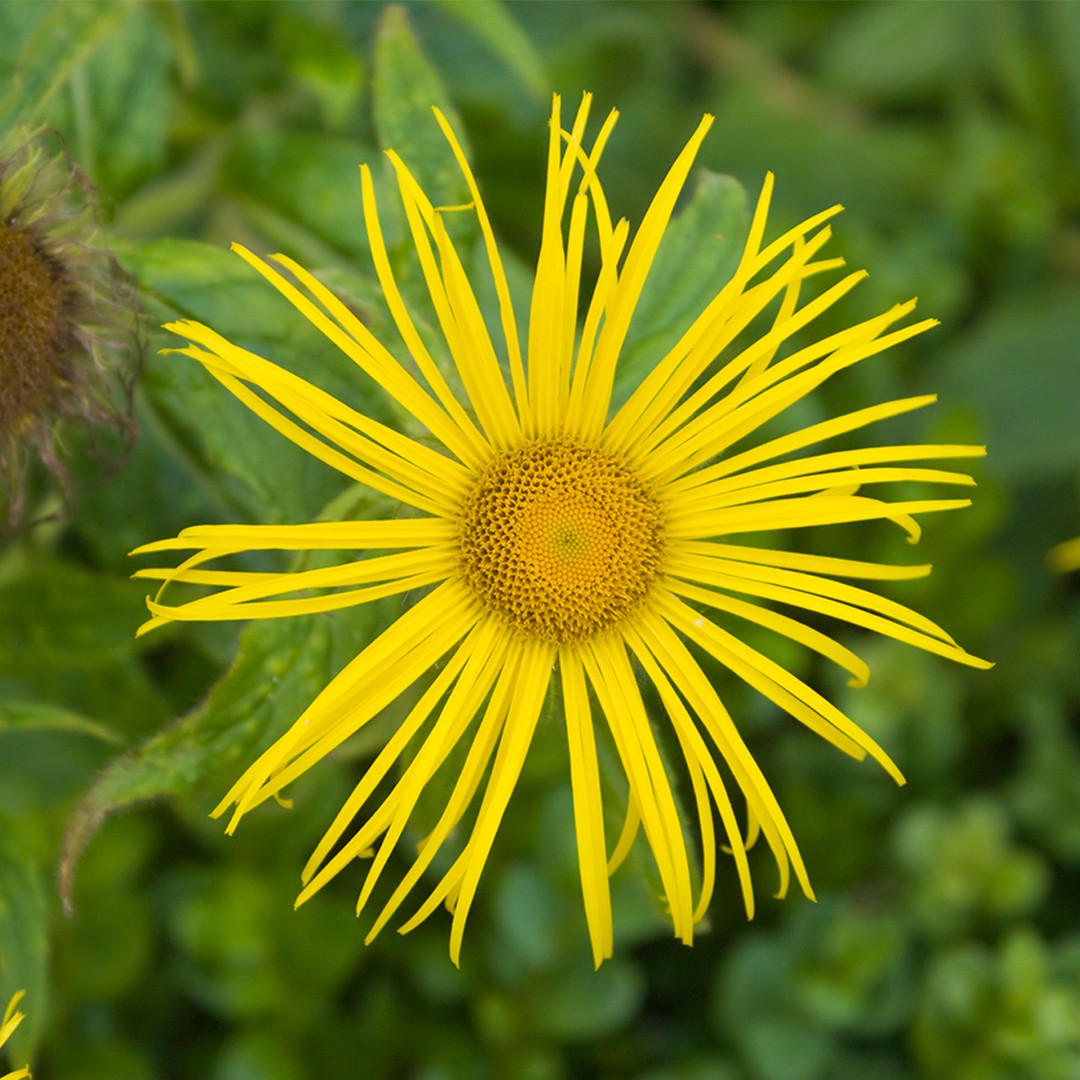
(0, 990, 30, 1080)
(134, 94, 990, 967)
(1049, 537, 1080, 573)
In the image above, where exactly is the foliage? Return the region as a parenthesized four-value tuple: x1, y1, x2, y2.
(1, 1, 1079, 1077)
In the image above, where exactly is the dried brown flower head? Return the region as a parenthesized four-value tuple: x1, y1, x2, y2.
(0, 127, 141, 532)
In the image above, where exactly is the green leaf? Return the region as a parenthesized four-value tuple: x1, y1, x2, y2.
(940, 288, 1080, 481)
(615, 169, 749, 406)
(61, 567, 383, 904)
(0, 0, 133, 130)
(818, 3, 980, 105)
(0, 557, 146, 675)
(703, 85, 940, 227)
(0, 818, 48, 1059)
(373, 5, 471, 209)
(434, 0, 547, 100)
(491, 863, 563, 972)
(125, 239, 308, 357)
(225, 130, 378, 261)
(274, 12, 366, 131)
(72, 398, 222, 573)
(715, 930, 834, 1080)
(1010, 693, 1080, 862)
(124, 238, 361, 523)
(0, 702, 121, 743)
(68, 4, 170, 196)
(530, 956, 645, 1039)
(1046, 1, 1080, 157)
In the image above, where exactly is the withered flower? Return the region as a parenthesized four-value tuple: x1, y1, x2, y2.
(0, 126, 141, 532)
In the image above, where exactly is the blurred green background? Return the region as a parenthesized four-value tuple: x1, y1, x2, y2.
(2, 1, 1080, 1077)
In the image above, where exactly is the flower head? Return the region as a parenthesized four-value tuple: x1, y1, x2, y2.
(0, 127, 140, 532)
(0, 990, 30, 1080)
(134, 94, 990, 966)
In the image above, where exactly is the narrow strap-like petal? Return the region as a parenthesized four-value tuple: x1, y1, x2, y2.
(623, 625, 754, 921)
(448, 636, 553, 965)
(582, 636, 696, 943)
(577, 114, 715, 440)
(560, 646, 614, 967)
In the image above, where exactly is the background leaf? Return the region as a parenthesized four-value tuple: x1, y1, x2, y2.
(940, 289, 1080, 481)
(0, 0, 132, 130)
(60, 583, 382, 903)
(0, 702, 120, 743)
(373, 4, 471, 210)
(0, 558, 147, 676)
(616, 168, 749, 403)
(434, 0, 547, 101)
(0, 821, 48, 1059)
(123, 238, 367, 523)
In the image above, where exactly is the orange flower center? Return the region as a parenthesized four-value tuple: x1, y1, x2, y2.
(459, 440, 664, 643)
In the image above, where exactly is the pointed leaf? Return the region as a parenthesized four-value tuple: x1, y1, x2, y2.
(373, 5, 471, 209)
(617, 169, 749, 404)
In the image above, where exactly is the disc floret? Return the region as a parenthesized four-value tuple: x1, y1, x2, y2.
(459, 440, 664, 643)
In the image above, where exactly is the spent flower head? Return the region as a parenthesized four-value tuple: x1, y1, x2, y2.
(0, 126, 140, 532)
(134, 94, 990, 966)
